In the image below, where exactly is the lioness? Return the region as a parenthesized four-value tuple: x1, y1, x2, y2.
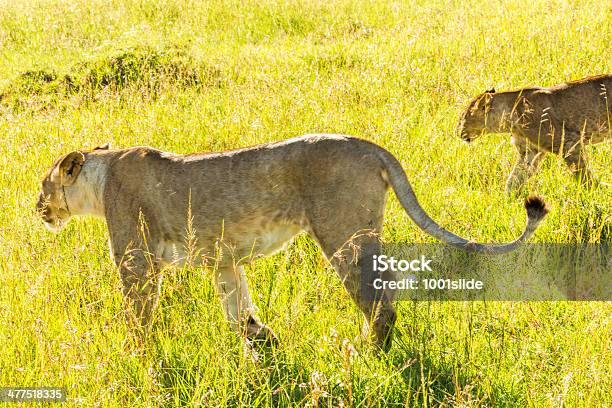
(456, 74, 611, 192)
(36, 135, 548, 350)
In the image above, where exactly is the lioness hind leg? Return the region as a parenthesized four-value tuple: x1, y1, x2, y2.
(306, 167, 396, 350)
(562, 141, 597, 188)
(505, 136, 544, 194)
(309, 192, 396, 351)
(316, 233, 396, 351)
(215, 264, 278, 345)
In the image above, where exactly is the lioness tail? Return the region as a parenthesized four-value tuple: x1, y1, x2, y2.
(375, 146, 548, 253)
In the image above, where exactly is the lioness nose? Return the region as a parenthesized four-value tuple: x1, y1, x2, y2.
(457, 128, 471, 142)
(455, 124, 465, 138)
(36, 193, 50, 218)
(36, 193, 44, 211)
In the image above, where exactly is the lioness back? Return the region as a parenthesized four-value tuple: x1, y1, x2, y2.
(530, 74, 612, 133)
(102, 135, 388, 254)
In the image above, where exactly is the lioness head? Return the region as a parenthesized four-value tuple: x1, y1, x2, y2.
(36, 143, 109, 232)
(36, 151, 85, 232)
(456, 88, 495, 142)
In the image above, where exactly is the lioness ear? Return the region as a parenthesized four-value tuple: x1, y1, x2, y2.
(470, 94, 489, 113)
(94, 143, 110, 150)
(54, 151, 85, 186)
(519, 97, 534, 115)
(469, 96, 481, 113)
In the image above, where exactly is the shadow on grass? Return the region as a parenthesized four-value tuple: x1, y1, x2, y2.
(144, 268, 524, 406)
(146, 326, 524, 407)
(154, 343, 311, 407)
(379, 322, 524, 407)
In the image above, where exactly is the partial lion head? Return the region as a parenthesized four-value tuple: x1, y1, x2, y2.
(36, 143, 109, 232)
(456, 88, 495, 142)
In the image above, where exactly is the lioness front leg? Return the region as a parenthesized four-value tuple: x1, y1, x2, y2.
(216, 263, 278, 345)
(106, 208, 163, 332)
(115, 247, 162, 331)
(505, 135, 544, 194)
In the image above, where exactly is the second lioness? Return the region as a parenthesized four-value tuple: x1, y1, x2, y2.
(457, 74, 611, 192)
(37, 135, 548, 350)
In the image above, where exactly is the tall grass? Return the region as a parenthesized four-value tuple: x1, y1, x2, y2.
(0, 0, 610, 406)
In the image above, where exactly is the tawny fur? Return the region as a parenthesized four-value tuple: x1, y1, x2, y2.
(457, 74, 611, 192)
(36, 135, 548, 350)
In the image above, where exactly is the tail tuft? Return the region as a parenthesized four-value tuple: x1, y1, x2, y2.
(525, 195, 549, 221)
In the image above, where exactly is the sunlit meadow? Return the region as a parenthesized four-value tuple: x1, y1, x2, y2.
(0, 0, 610, 406)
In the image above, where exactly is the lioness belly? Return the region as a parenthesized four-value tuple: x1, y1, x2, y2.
(236, 222, 303, 258)
(156, 221, 303, 266)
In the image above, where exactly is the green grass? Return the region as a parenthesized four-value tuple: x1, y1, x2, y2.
(0, 0, 610, 406)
